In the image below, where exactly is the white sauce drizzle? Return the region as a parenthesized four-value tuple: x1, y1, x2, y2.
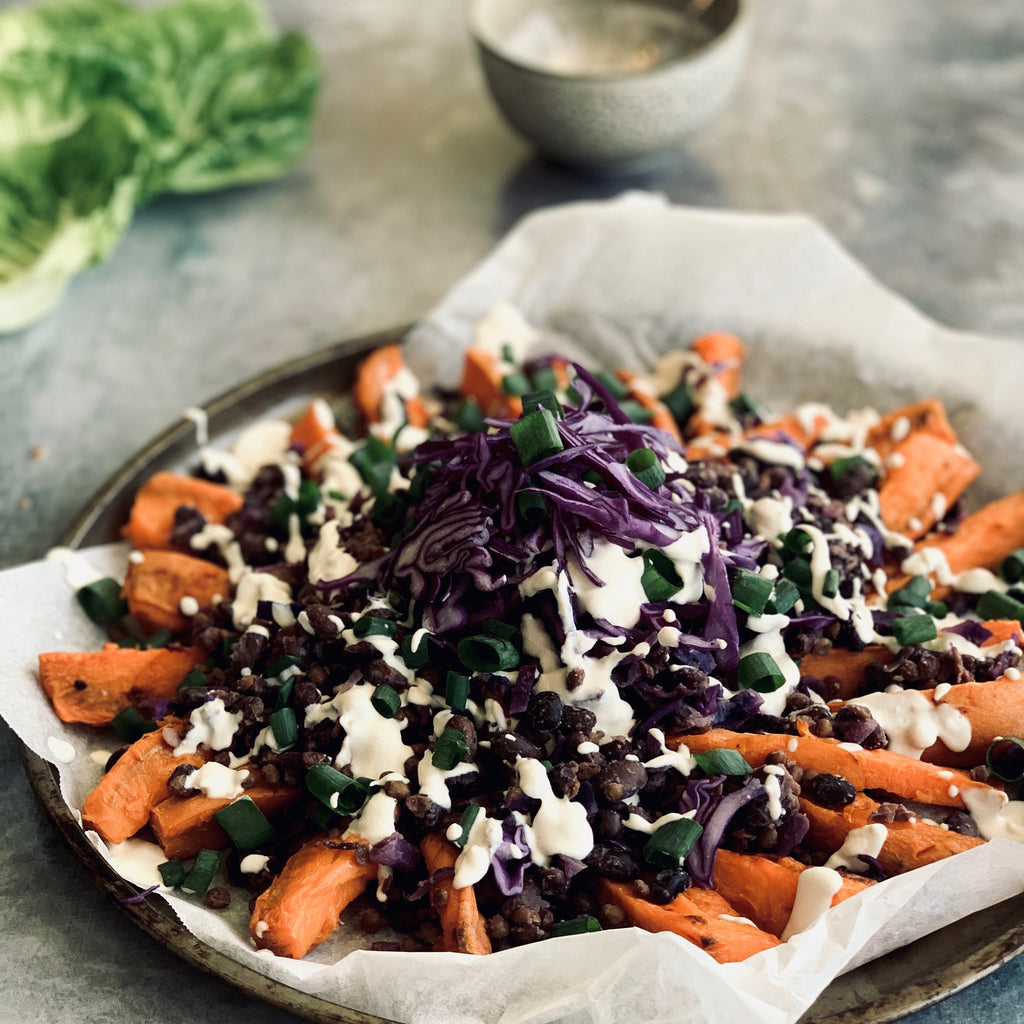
(781, 866, 843, 941)
(516, 757, 594, 866)
(845, 689, 971, 759)
(824, 823, 887, 872)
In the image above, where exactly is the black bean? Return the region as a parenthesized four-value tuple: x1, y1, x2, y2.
(597, 759, 647, 803)
(526, 691, 563, 733)
(585, 843, 639, 881)
(803, 772, 856, 807)
(649, 869, 690, 905)
(561, 706, 597, 735)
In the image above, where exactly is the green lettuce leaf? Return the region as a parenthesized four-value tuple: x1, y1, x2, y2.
(0, 0, 320, 333)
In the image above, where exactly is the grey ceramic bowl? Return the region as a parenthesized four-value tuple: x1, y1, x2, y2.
(468, 0, 752, 174)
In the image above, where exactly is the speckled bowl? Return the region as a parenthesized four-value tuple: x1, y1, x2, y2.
(469, 0, 752, 174)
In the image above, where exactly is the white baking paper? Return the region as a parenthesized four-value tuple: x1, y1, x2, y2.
(5, 195, 1024, 1024)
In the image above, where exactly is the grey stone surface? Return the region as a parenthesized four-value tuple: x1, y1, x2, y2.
(2, 1, 1024, 1021)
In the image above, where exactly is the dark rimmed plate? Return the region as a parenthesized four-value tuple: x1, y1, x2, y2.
(20, 330, 1024, 1024)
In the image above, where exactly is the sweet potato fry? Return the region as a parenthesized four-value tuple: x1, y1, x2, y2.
(122, 471, 243, 551)
(38, 643, 206, 726)
(594, 878, 780, 962)
(149, 782, 301, 860)
(711, 849, 873, 938)
(888, 489, 1024, 598)
(691, 332, 746, 400)
(354, 343, 430, 429)
(250, 834, 379, 959)
(798, 644, 894, 700)
(81, 719, 206, 844)
(289, 397, 348, 470)
(459, 347, 522, 419)
(676, 728, 997, 810)
(800, 793, 984, 875)
(421, 831, 491, 955)
(122, 549, 231, 634)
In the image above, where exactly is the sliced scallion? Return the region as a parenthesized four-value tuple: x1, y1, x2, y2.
(985, 737, 1024, 783)
(371, 683, 402, 719)
(352, 615, 398, 639)
(829, 454, 876, 489)
(274, 676, 295, 711)
(550, 916, 602, 937)
(822, 568, 840, 600)
(445, 671, 470, 712)
(1001, 549, 1024, 584)
(158, 859, 186, 888)
(642, 818, 703, 870)
(693, 748, 753, 777)
(731, 568, 773, 617)
(181, 849, 220, 894)
(977, 590, 1024, 622)
(178, 667, 207, 691)
(214, 797, 275, 852)
(432, 726, 470, 771)
(502, 371, 530, 397)
(400, 632, 431, 669)
(350, 435, 395, 497)
(595, 372, 629, 400)
(110, 706, 157, 743)
(662, 380, 694, 425)
(781, 557, 813, 591)
(617, 399, 653, 424)
(516, 490, 547, 524)
(780, 528, 812, 558)
(767, 578, 800, 615)
(457, 634, 519, 672)
(737, 651, 786, 693)
(530, 366, 559, 392)
(306, 763, 371, 815)
(510, 408, 563, 465)
(892, 612, 938, 647)
(266, 655, 302, 678)
(626, 447, 666, 489)
(270, 706, 298, 748)
(521, 389, 563, 419)
(76, 577, 128, 627)
(641, 549, 683, 603)
(452, 804, 481, 848)
(145, 628, 174, 649)
(454, 397, 485, 433)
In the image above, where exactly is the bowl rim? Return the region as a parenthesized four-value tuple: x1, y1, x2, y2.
(467, 0, 748, 85)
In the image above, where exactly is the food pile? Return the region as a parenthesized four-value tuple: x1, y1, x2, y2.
(38, 315, 1024, 962)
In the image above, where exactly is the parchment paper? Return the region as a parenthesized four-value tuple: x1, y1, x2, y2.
(5, 194, 1024, 1024)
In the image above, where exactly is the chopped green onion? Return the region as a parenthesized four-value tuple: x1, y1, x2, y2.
(780, 528, 812, 558)
(482, 617, 521, 645)
(182, 849, 220, 894)
(829, 454, 877, 488)
(145, 628, 174, 649)
(977, 590, 1024, 622)
(371, 684, 402, 719)
(266, 655, 302, 678)
(352, 615, 398, 639)
(452, 804, 481, 848)
(729, 392, 765, 420)
(1001, 549, 1024, 584)
(516, 491, 547, 524)
(400, 632, 431, 669)
(110, 706, 157, 743)
(642, 818, 703, 870)
(501, 343, 516, 364)
(583, 469, 604, 486)
(985, 737, 1024, 783)
(453, 397, 485, 433)
(350, 435, 395, 497)
(510, 408, 563, 465)
(530, 366, 559, 392)
(641, 549, 683, 602)
(445, 672, 470, 712)
(595, 371, 629, 400)
(214, 797, 275, 852)
(617, 399, 653, 424)
(731, 568, 774, 617)
(822, 568, 840, 600)
(737, 651, 786, 693)
(767, 578, 801, 615)
(372, 491, 407, 531)
(892, 613, 938, 647)
(178, 667, 207, 691)
(521, 389, 564, 419)
(550, 916, 602, 937)
(274, 676, 295, 711)
(693, 748, 753, 776)
(662, 381, 694, 425)
(432, 726, 470, 771)
(626, 447, 666, 489)
(925, 600, 948, 619)
(306, 763, 371, 815)
(158, 859, 186, 888)
(781, 557, 813, 590)
(308, 800, 340, 830)
(270, 706, 298, 747)
(272, 479, 322, 528)
(502, 371, 531, 397)
(76, 577, 128, 627)
(457, 634, 519, 672)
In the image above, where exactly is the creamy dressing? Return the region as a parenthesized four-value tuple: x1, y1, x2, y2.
(176, 698, 243, 755)
(347, 791, 399, 846)
(46, 735, 76, 764)
(736, 628, 800, 717)
(781, 865, 843, 941)
(566, 539, 646, 628)
(962, 788, 1024, 843)
(824, 823, 887, 872)
(417, 754, 478, 811)
(106, 837, 172, 891)
(452, 809, 506, 889)
(846, 689, 971, 759)
(763, 764, 784, 820)
(517, 756, 594, 866)
(643, 728, 696, 776)
(184, 761, 249, 799)
(308, 519, 359, 586)
(45, 546, 114, 589)
(229, 569, 291, 630)
(199, 419, 293, 489)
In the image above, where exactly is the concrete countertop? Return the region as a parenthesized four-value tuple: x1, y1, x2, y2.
(2, 1, 1023, 1022)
